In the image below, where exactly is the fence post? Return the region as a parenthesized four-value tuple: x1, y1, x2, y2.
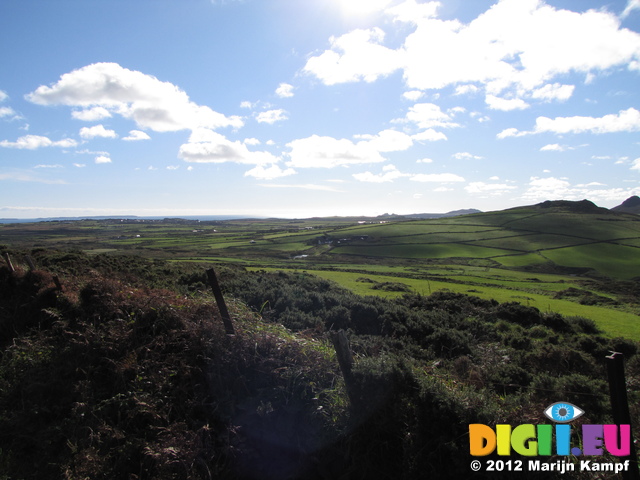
(2, 252, 15, 273)
(330, 330, 358, 408)
(24, 255, 36, 271)
(606, 352, 639, 480)
(206, 268, 235, 336)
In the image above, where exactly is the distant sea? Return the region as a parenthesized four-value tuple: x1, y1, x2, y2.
(0, 215, 262, 224)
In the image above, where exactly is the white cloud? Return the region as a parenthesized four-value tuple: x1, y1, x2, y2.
(353, 165, 407, 183)
(631, 158, 640, 170)
(453, 152, 483, 160)
(454, 85, 479, 96)
(244, 164, 296, 180)
(402, 90, 424, 101)
(575, 182, 606, 187)
(243, 137, 261, 146)
(530, 83, 575, 102)
(306, 0, 640, 106)
(448, 106, 466, 115)
(71, 106, 112, 121)
(26, 62, 243, 132)
(470, 111, 490, 123)
(410, 173, 465, 182)
(411, 129, 447, 142)
(522, 176, 572, 201)
(534, 108, 640, 135)
(73, 163, 86, 168)
(355, 129, 413, 152)
(240, 100, 254, 109)
(275, 83, 294, 98)
(385, 0, 440, 24)
(0, 134, 77, 149)
(259, 183, 340, 192)
(123, 130, 151, 141)
(465, 181, 516, 195)
(303, 28, 403, 85)
(485, 95, 529, 111)
(256, 109, 288, 124)
(540, 143, 572, 152)
(95, 155, 112, 164)
(404, 102, 461, 130)
(522, 175, 638, 203)
(286, 135, 386, 168)
(0, 90, 7, 102)
(0, 172, 67, 184)
(178, 128, 279, 165)
(622, 0, 640, 18)
(75, 149, 109, 156)
(79, 124, 117, 139)
(416, 158, 433, 163)
(0, 106, 16, 118)
(34, 164, 63, 169)
(166, 165, 180, 170)
(496, 127, 526, 139)
(501, 108, 640, 137)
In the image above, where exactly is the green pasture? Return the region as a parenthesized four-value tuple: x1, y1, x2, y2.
(331, 243, 510, 259)
(497, 213, 640, 239)
(335, 222, 496, 238)
(261, 268, 638, 340)
(492, 253, 549, 267)
(542, 243, 640, 279)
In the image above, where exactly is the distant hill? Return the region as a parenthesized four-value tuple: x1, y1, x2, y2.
(402, 208, 482, 219)
(612, 196, 640, 214)
(532, 199, 610, 214)
(324, 198, 640, 280)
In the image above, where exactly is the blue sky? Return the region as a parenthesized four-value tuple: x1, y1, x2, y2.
(1, 0, 640, 218)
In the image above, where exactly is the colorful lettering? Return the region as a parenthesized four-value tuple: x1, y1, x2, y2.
(603, 424, 631, 456)
(468, 424, 631, 457)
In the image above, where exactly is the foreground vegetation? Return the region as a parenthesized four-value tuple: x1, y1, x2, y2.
(0, 251, 638, 479)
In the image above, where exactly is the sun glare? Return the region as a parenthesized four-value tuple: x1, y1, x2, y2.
(337, 0, 392, 16)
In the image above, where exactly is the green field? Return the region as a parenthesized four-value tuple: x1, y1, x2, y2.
(2, 201, 639, 339)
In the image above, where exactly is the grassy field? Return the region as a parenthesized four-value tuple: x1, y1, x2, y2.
(2, 201, 639, 339)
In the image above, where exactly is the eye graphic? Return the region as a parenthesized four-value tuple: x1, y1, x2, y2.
(544, 402, 584, 423)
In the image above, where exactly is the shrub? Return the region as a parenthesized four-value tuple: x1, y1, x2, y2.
(494, 302, 542, 328)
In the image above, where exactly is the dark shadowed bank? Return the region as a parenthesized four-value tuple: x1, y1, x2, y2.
(0, 250, 638, 479)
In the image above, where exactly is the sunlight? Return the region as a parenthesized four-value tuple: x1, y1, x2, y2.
(337, 0, 393, 16)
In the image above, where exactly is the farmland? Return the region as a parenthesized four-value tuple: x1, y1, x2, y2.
(1, 201, 640, 479)
(1, 199, 639, 340)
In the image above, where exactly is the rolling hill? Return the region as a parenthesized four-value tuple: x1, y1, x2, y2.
(613, 195, 640, 214)
(315, 199, 640, 280)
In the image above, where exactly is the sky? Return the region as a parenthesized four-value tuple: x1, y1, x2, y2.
(1, 0, 640, 219)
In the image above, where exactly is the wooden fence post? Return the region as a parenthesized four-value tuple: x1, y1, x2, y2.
(330, 330, 358, 408)
(2, 252, 15, 273)
(24, 255, 36, 271)
(206, 268, 235, 336)
(606, 352, 639, 480)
